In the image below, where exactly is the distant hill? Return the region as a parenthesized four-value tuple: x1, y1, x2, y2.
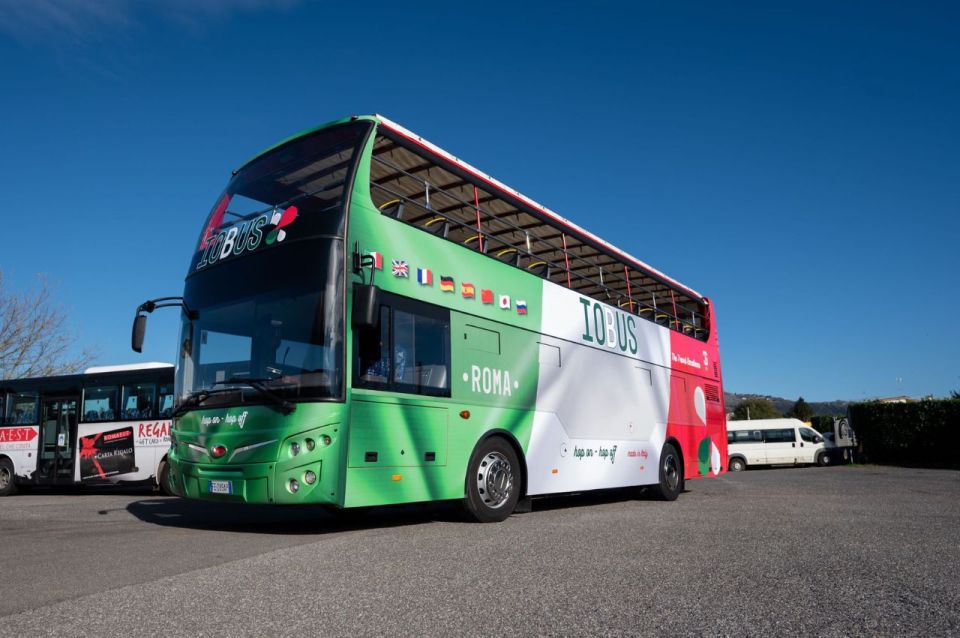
(724, 392, 850, 417)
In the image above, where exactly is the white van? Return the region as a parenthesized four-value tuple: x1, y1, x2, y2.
(725, 418, 830, 471)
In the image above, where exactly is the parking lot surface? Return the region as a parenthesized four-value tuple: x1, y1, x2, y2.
(0, 465, 957, 636)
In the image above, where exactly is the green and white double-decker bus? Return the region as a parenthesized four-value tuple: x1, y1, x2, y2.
(133, 115, 728, 522)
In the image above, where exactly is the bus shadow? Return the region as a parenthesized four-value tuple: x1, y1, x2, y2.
(124, 497, 464, 535)
(528, 486, 681, 513)
(125, 487, 680, 534)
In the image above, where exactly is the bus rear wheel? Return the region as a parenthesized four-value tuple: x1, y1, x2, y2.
(0, 458, 18, 497)
(650, 443, 683, 501)
(463, 437, 520, 523)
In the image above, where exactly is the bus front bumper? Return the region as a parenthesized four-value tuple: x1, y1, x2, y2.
(167, 455, 334, 506)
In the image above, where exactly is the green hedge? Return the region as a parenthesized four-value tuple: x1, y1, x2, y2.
(848, 399, 960, 468)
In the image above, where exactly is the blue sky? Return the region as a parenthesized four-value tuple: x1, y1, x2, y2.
(1, 1, 957, 401)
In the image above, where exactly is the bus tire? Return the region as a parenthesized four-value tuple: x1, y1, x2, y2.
(157, 458, 172, 496)
(728, 457, 746, 472)
(462, 437, 520, 523)
(817, 452, 831, 467)
(651, 443, 683, 501)
(0, 458, 18, 497)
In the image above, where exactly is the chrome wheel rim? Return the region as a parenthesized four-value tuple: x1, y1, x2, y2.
(476, 451, 514, 509)
(0, 466, 10, 490)
(663, 452, 680, 491)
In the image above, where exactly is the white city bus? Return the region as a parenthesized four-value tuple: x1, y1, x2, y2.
(0, 363, 173, 496)
(725, 418, 830, 471)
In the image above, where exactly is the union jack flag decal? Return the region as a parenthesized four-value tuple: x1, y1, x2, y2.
(392, 259, 409, 278)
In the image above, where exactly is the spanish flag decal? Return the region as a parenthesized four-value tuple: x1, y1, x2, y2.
(440, 276, 455, 292)
(461, 282, 475, 299)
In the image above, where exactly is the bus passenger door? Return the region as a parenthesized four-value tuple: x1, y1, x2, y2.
(37, 398, 78, 483)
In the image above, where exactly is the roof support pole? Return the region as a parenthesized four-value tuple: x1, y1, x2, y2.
(562, 233, 572, 288)
(671, 290, 679, 327)
(473, 185, 484, 253)
(624, 265, 633, 312)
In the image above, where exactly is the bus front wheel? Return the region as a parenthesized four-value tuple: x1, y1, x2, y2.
(650, 443, 683, 501)
(0, 458, 18, 497)
(728, 457, 746, 472)
(157, 458, 173, 496)
(463, 437, 520, 523)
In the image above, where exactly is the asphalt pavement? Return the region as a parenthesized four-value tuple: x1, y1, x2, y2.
(0, 465, 957, 636)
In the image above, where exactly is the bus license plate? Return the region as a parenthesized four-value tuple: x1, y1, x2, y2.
(209, 480, 232, 495)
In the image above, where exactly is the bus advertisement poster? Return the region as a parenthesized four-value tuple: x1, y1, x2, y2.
(80, 427, 136, 480)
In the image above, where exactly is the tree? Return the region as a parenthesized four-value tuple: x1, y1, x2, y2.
(732, 398, 781, 420)
(0, 272, 96, 379)
(787, 396, 813, 422)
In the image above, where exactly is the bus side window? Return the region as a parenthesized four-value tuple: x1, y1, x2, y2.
(159, 384, 175, 418)
(83, 386, 118, 422)
(8, 392, 39, 424)
(354, 295, 450, 397)
(122, 383, 156, 420)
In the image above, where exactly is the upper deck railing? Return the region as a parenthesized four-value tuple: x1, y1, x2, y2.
(364, 125, 710, 341)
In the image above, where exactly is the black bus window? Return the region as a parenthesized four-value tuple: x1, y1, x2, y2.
(4, 392, 38, 425)
(357, 306, 391, 385)
(159, 384, 175, 418)
(83, 386, 118, 422)
(122, 383, 156, 420)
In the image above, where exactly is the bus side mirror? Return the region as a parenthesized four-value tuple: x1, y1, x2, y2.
(353, 284, 380, 329)
(132, 314, 147, 353)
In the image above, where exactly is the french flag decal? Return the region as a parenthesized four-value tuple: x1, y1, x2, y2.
(417, 268, 433, 285)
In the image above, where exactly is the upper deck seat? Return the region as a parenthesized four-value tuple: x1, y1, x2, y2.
(527, 261, 550, 278)
(378, 198, 405, 220)
(423, 216, 449, 238)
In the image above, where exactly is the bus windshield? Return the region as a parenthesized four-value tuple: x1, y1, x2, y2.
(176, 121, 371, 408)
(177, 239, 345, 406)
(189, 120, 371, 274)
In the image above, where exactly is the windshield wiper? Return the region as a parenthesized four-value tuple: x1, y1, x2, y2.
(172, 387, 237, 417)
(219, 376, 296, 414)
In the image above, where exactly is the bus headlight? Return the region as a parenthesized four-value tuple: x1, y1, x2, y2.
(290, 442, 301, 457)
(305, 438, 315, 452)
(288, 478, 300, 493)
(304, 471, 317, 485)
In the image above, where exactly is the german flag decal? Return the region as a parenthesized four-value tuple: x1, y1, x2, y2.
(440, 276, 455, 292)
